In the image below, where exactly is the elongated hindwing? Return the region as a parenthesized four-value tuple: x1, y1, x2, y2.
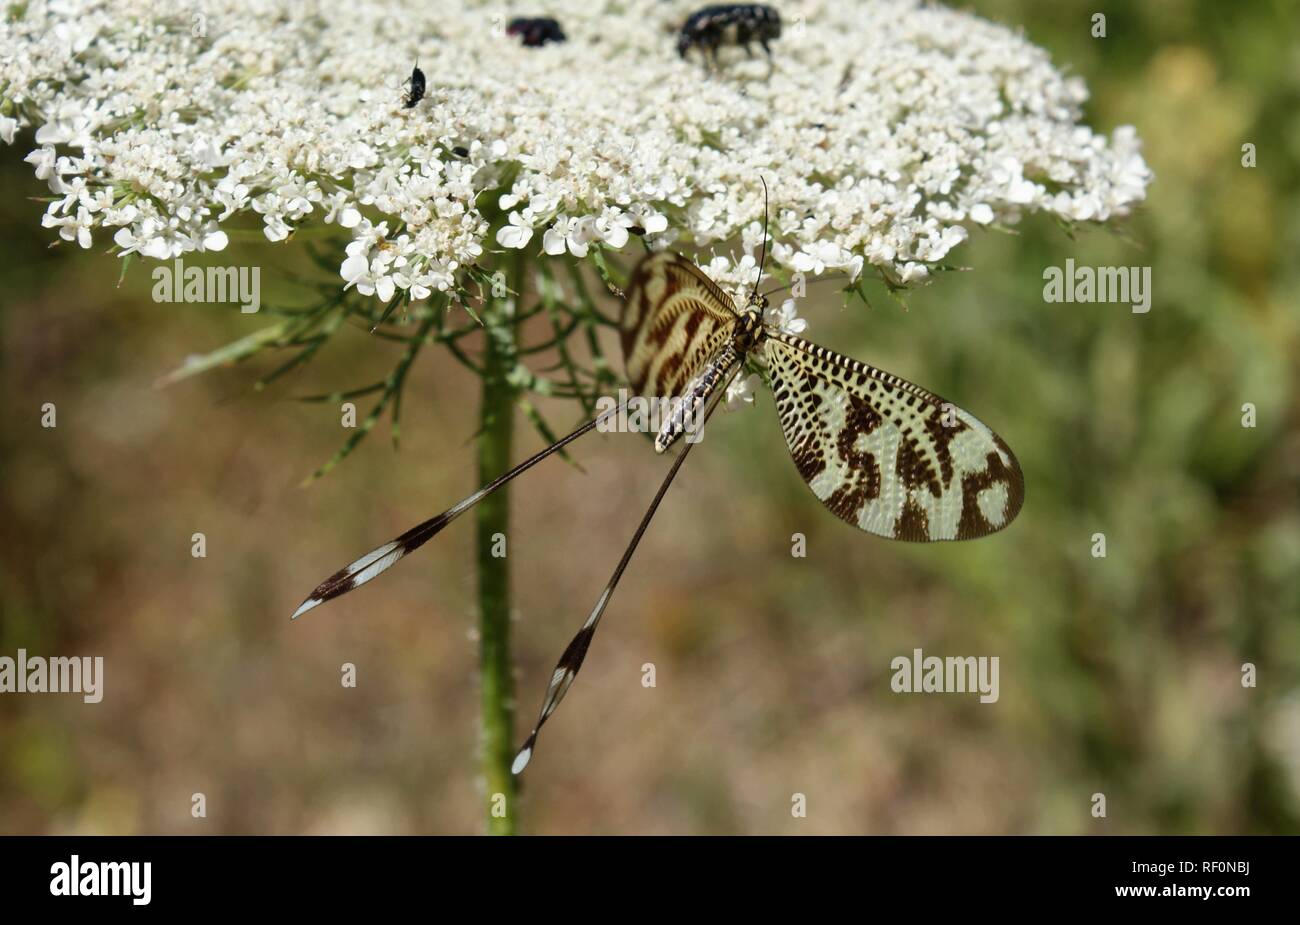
(761, 332, 1024, 542)
(622, 252, 740, 398)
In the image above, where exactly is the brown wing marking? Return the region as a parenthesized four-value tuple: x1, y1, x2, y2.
(761, 332, 1023, 541)
(621, 252, 739, 398)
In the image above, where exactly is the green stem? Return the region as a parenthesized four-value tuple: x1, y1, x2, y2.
(476, 264, 519, 835)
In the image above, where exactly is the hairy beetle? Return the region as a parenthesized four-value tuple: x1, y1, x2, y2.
(677, 4, 781, 63)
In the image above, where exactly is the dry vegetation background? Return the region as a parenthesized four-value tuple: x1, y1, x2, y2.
(1, 0, 1298, 833)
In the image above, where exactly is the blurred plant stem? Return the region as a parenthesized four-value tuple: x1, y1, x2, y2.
(476, 257, 520, 835)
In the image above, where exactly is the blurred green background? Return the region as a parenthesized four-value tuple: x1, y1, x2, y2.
(1, 0, 1297, 833)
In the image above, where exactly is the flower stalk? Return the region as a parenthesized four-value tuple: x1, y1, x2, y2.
(475, 259, 520, 835)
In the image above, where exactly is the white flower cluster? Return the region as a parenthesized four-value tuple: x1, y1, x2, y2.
(1, 0, 1151, 302)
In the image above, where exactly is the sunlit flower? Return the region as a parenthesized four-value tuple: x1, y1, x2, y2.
(496, 211, 534, 249)
(724, 373, 762, 411)
(543, 215, 594, 258)
(0, 0, 1150, 302)
(765, 298, 808, 336)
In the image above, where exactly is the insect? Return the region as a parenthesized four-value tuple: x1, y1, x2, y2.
(677, 4, 781, 64)
(402, 63, 425, 108)
(507, 16, 566, 47)
(291, 181, 1024, 775)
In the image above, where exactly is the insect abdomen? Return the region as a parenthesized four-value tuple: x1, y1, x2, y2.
(655, 344, 739, 452)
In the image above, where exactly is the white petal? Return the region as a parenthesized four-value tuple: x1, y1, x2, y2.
(496, 223, 532, 249)
(542, 228, 567, 256)
(339, 254, 369, 282)
(602, 225, 629, 249)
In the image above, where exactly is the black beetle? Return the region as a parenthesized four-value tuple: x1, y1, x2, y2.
(677, 4, 781, 63)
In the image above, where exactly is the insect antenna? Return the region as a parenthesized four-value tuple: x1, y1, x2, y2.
(291, 402, 624, 619)
(752, 175, 770, 302)
(759, 271, 854, 299)
(747, 181, 857, 301)
(511, 366, 737, 774)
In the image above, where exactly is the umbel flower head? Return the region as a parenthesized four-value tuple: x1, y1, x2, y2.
(1, 0, 1150, 302)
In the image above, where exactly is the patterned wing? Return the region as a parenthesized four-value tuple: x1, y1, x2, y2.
(622, 252, 739, 398)
(761, 332, 1023, 542)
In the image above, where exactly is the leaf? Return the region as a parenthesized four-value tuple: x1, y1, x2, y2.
(369, 292, 405, 332)
(154, 322, 289, 388)
(300, 315, 435, 484)
(292, 382, 387, 403)
(300, 395, 390, 485)
(459, 299, 484, 327)
(518, 396, 583, 472)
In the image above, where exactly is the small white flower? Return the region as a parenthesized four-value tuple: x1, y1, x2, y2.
(24, 146, 57, 181)
(393, 270, 431, 301)
(543, 215, 593, 258)
(792, 241, 850, 276)
(3, 0, 1149, 305)
(496, 211, 534, 249)
(42, 205, 94, 248)
(634, 209, 669, 235)
(592, 210, 632, 249)
(199, 227, 229, 252)
(103, 203, 138, 226)
(764, 299, 808, 336)
(321, 191, 361, 228)
(339, 251, 370, 288)
(724, 373, 762, 411)
(112, 218, 171, 259)
(262, 213, 292, 242)
(864, 237, 896, 266)
(899, 262, 930, 283)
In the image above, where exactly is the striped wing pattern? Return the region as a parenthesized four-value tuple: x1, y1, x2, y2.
(654, 343, 740, 453)
(622, 252, 739, 398)
(761, 332, 1024, 542)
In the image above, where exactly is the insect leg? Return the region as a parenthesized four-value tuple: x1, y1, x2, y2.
(511, 369, 737, 774)
(738, 22, 755, 57)
(291, 402, 623, 619)
(706, 39, 720, 71)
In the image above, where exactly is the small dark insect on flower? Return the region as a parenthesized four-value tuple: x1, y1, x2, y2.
(402, 64, 426, 108)
(507, 16, 566, 48)
(677, 4, 781, 64)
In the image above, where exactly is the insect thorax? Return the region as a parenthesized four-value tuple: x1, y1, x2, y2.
(732, 297, 765, 355)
